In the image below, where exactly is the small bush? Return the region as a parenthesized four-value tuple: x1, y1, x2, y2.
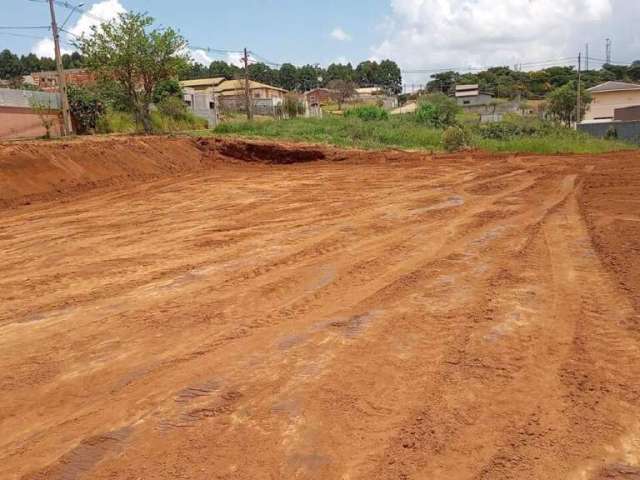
(281, 94, 305, 118)
(605, 125, 618, 140)
(153, 79, 183, 104)
(442, 125, 471, 152)
(477, 115, 555, 140)
(345, 105, 388, 121)
(415, 93, 460, 127)
(157, 96, 188, 120)
(67, 85, 106, 134)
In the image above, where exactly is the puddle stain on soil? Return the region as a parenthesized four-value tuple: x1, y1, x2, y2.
(25, 426, 132, 480)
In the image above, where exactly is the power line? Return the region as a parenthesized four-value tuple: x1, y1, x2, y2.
(0, 25, 50, 29)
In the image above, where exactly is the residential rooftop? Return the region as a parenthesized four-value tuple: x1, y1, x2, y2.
(587, 81, 640, 93)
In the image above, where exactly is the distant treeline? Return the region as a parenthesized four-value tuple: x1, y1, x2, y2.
(3, 46, 639, 100)
(0, 49, 86, 79)
(181, 59, 403, 94)
(426, 62, 640, 99)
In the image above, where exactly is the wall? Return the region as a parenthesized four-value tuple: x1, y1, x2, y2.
(0, 89, 64, 140)
(578, 120, 640, 144)
(585, 90, 640, 120)
(457, 93, 494, 107)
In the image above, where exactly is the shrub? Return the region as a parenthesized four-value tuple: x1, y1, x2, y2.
(157, 96, 188, 120)
(605, 125, 618, 140)
(477, 115, 556, 140)
(282, 94, 305, 118)
(67, 85, 106, 134)
(415, 93, 460, 127)
(153, 79, 183, 104)
(345, 105, 388, 121)
(442, 125, 471, 152)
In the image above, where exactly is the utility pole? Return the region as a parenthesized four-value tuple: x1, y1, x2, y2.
(243, 47, 253, 121)
(576, 52, 582, 127)
(585, 43, 589, 70)
(48, 0, 72, 135)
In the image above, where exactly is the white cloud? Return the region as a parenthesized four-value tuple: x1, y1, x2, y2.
(227, 52, 245, 68)
(31, 0, 125, 58)
(330, 27, 352, 41)
(32, 38, 72, 58)
(191, 49, 213, 65)
(373, 0, 640, 83)
(69, 0, 126, 37)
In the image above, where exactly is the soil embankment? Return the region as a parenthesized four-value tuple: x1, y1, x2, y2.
(1, 136, 639, 479)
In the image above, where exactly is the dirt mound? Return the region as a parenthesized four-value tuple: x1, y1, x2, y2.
(0, 136, 350, 208)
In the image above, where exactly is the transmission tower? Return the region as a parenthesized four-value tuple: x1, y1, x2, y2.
(605, 38, 612, 64)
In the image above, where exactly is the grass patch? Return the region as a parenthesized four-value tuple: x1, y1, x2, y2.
(203, 115, 635, 154)
(96, 110, 208, 134)
(208, 116, 443, 150)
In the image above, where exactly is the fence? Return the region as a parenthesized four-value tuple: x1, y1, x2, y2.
(219, 96, 283, 117)
(0, 88, 63, 140)
(0, 88, 61, 109)
(578, 121, 640, 145)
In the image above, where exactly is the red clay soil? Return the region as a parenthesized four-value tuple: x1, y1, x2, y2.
(0, 136, 639, 480)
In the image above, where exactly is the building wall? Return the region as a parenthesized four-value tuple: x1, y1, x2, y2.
(31, 69, 94, 92)
(457, 93, 493, 107)
(0, 106, 63, 140)
(578, 120, 640, 144)
(585, 90, 640, 120)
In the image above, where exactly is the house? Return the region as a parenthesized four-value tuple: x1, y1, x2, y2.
(454, 84, 493, 107)
(179, 77, 287, 115)
(304, 88, 334, 107)
(179, 77, 226, 93)
(30, 68, 94, 92)
(215, 79, 287, 100)
(584, 81, 640, 121)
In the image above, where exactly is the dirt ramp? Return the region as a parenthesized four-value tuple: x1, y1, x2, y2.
(0, 136, 212, 208)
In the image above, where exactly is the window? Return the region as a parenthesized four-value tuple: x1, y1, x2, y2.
(463, 100, 470, 105)
(209, 101, 215, 110)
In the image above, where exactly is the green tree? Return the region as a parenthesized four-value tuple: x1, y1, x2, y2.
(427, 71, 459, 95)
(416, 93, 460, 128)
(355, 60, 379, 86)
(547, 81, 591, 125)
(297, 64, 324, 91)
(0, 49, 22, 80)
(76, 11, 188, 133)
(326, 63, 354, 83)
(248, 62, 277, 85)
(208, 60, 237, 79)
(376, 59, 402, 94)
(278, 63, 299, 91)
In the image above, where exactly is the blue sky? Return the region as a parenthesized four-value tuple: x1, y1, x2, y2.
(2, 0, 639, 87)
(2, 0, 390, 67)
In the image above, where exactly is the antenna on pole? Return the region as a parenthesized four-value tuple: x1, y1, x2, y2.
(585, 43, 589, 70)
(576, 52, 582, 127)
(605, 38, 612, 64)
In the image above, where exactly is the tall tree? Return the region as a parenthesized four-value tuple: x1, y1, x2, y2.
(278, 63, 299, 91)
(209, 60, 237, 79)
(0, 49, 22, 80)
(376, 59, 402, 94)
(355, 60, 379, 86)
(326, 63, 354, 83)
(77, 11, 188, 133)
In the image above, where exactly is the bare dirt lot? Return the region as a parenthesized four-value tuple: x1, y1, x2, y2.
(1, 137, 639, 479)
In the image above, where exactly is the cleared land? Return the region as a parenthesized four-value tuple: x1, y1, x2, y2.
(1, 137, 639, 479)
